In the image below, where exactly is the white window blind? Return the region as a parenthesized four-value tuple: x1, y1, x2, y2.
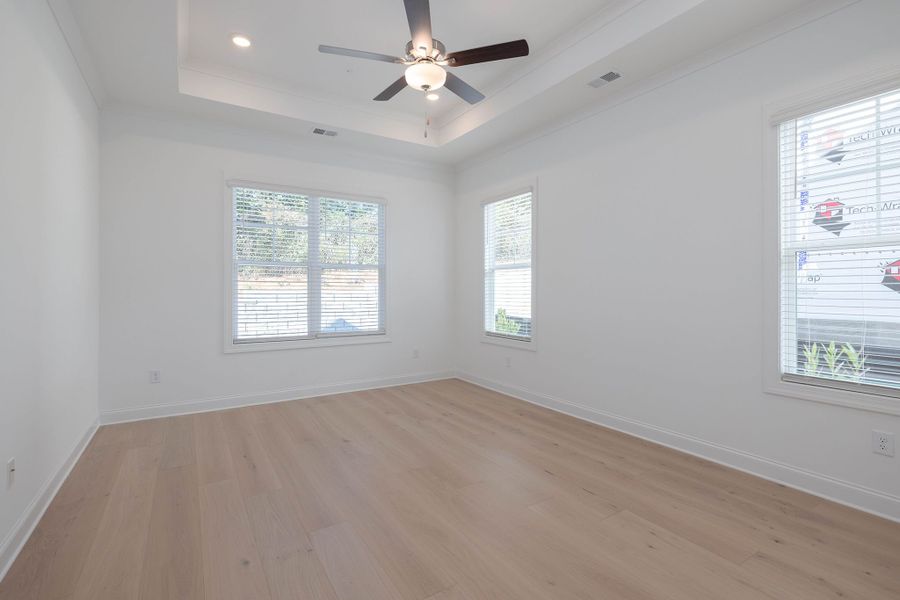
(484, 191, 533, 341)
(779, 86, 900, 395)
(231, 186, 385, 345)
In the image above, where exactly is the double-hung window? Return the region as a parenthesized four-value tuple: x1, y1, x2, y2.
(484, 190, 534, 343)
(778, 86, 900, 396)
(228, 183, 385, 349)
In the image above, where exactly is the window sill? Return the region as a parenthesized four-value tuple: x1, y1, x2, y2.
(765, 375, 900, 416)
(481, 334, 537, 352)
(225, 334, 390, 354)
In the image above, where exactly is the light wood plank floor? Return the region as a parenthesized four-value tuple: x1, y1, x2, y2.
(2, 379, 900, 599)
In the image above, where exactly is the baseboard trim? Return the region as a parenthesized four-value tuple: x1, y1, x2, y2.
(456, 371, 900, 523)
(0, 418, 99, 582)
(100, 370, 457, 425)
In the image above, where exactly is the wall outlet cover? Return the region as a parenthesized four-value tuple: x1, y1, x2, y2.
(872, 430, 895, 457)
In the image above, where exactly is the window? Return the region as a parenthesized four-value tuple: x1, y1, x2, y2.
(779, 86, 900, 396)
(228, 184, 385, 348)
(484, 190, 534, 342)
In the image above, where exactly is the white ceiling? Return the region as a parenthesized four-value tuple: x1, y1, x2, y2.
(59, 0, 831, 165)
(185, 0, 609, 121)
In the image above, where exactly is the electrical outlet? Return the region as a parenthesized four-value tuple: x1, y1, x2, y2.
(7, 458, 15, 487)
(872, 430, 895, 457)
(504, 357, 511, 368)
(412, 349, 420, 359)
(149, 370, 161, 384)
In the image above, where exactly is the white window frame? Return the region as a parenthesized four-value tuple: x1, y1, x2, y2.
(224, 179, 389, 353)
(763, 68, 900, 416)
(481, 183, 537, 351)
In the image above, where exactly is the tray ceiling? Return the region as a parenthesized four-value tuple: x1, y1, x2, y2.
(61, 0, 828, 163)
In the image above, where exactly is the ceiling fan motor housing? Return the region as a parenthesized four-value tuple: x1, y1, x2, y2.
(406, 39, 445, 60)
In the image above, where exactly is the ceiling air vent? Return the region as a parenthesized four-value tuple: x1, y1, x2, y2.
(588, 71, 622, 88)
(312, 127, 338, 137)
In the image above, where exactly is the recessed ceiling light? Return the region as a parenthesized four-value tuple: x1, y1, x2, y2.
(231, 34, 251, 48)
(426, 92, 439, 101)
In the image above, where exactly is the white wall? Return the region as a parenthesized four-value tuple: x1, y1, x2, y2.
(455, 0, 900, 519)
(0, 0, 100, 570)
(99, 109, 456, 421)
(5, 2, 898, 566)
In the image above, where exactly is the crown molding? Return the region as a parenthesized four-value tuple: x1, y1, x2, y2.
(100, 103, 455, 183)
(454, 0, 862, 173)
(46, 0, 106, 108)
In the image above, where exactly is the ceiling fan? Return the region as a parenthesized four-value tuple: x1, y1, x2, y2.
(318, 0, 529, 104)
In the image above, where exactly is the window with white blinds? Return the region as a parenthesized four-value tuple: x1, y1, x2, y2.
(230, 185, 385, 346)
(484, 191, 533, 341)
(779, 86, 900, 395)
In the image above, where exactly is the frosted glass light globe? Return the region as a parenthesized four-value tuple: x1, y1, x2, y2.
(405, 62, 446, 91)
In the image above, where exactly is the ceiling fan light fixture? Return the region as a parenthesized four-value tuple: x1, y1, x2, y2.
(405, 61, 446, 91)
(319, 0, 529, 105)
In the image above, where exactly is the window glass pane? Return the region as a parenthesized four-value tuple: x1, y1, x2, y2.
(234, 188, 274, 224)
(273, 229, 308, 263)
(320, 230, 351, 264)
(492, 267, 532, 338)
(484, 192, 533, 340)
(321, 268, 381, 333)
(491, 202, 532, 265)
(351, 233, 379, 265)
(235, 265, 308, 340)
(792, 246, 900, 387)
(321, 198, 351, 230)
(273, 192, 308, 227)
(233, 187, 310, 342)
(235, 225, 273, 262)
(232, 188, 384, 344)
(318, 198, 383, 335)
(319, 198, 381, 266)
(780, 87, 900, 392)
(350, 203, 379, 234)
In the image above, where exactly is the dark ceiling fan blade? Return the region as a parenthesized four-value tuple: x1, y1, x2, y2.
(443, 72, 485, 104)
(445, 39, 529, 67)
(319, 45, 404, 64)
(374, 76, 409, 101)
(403, 0, 433, 56)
